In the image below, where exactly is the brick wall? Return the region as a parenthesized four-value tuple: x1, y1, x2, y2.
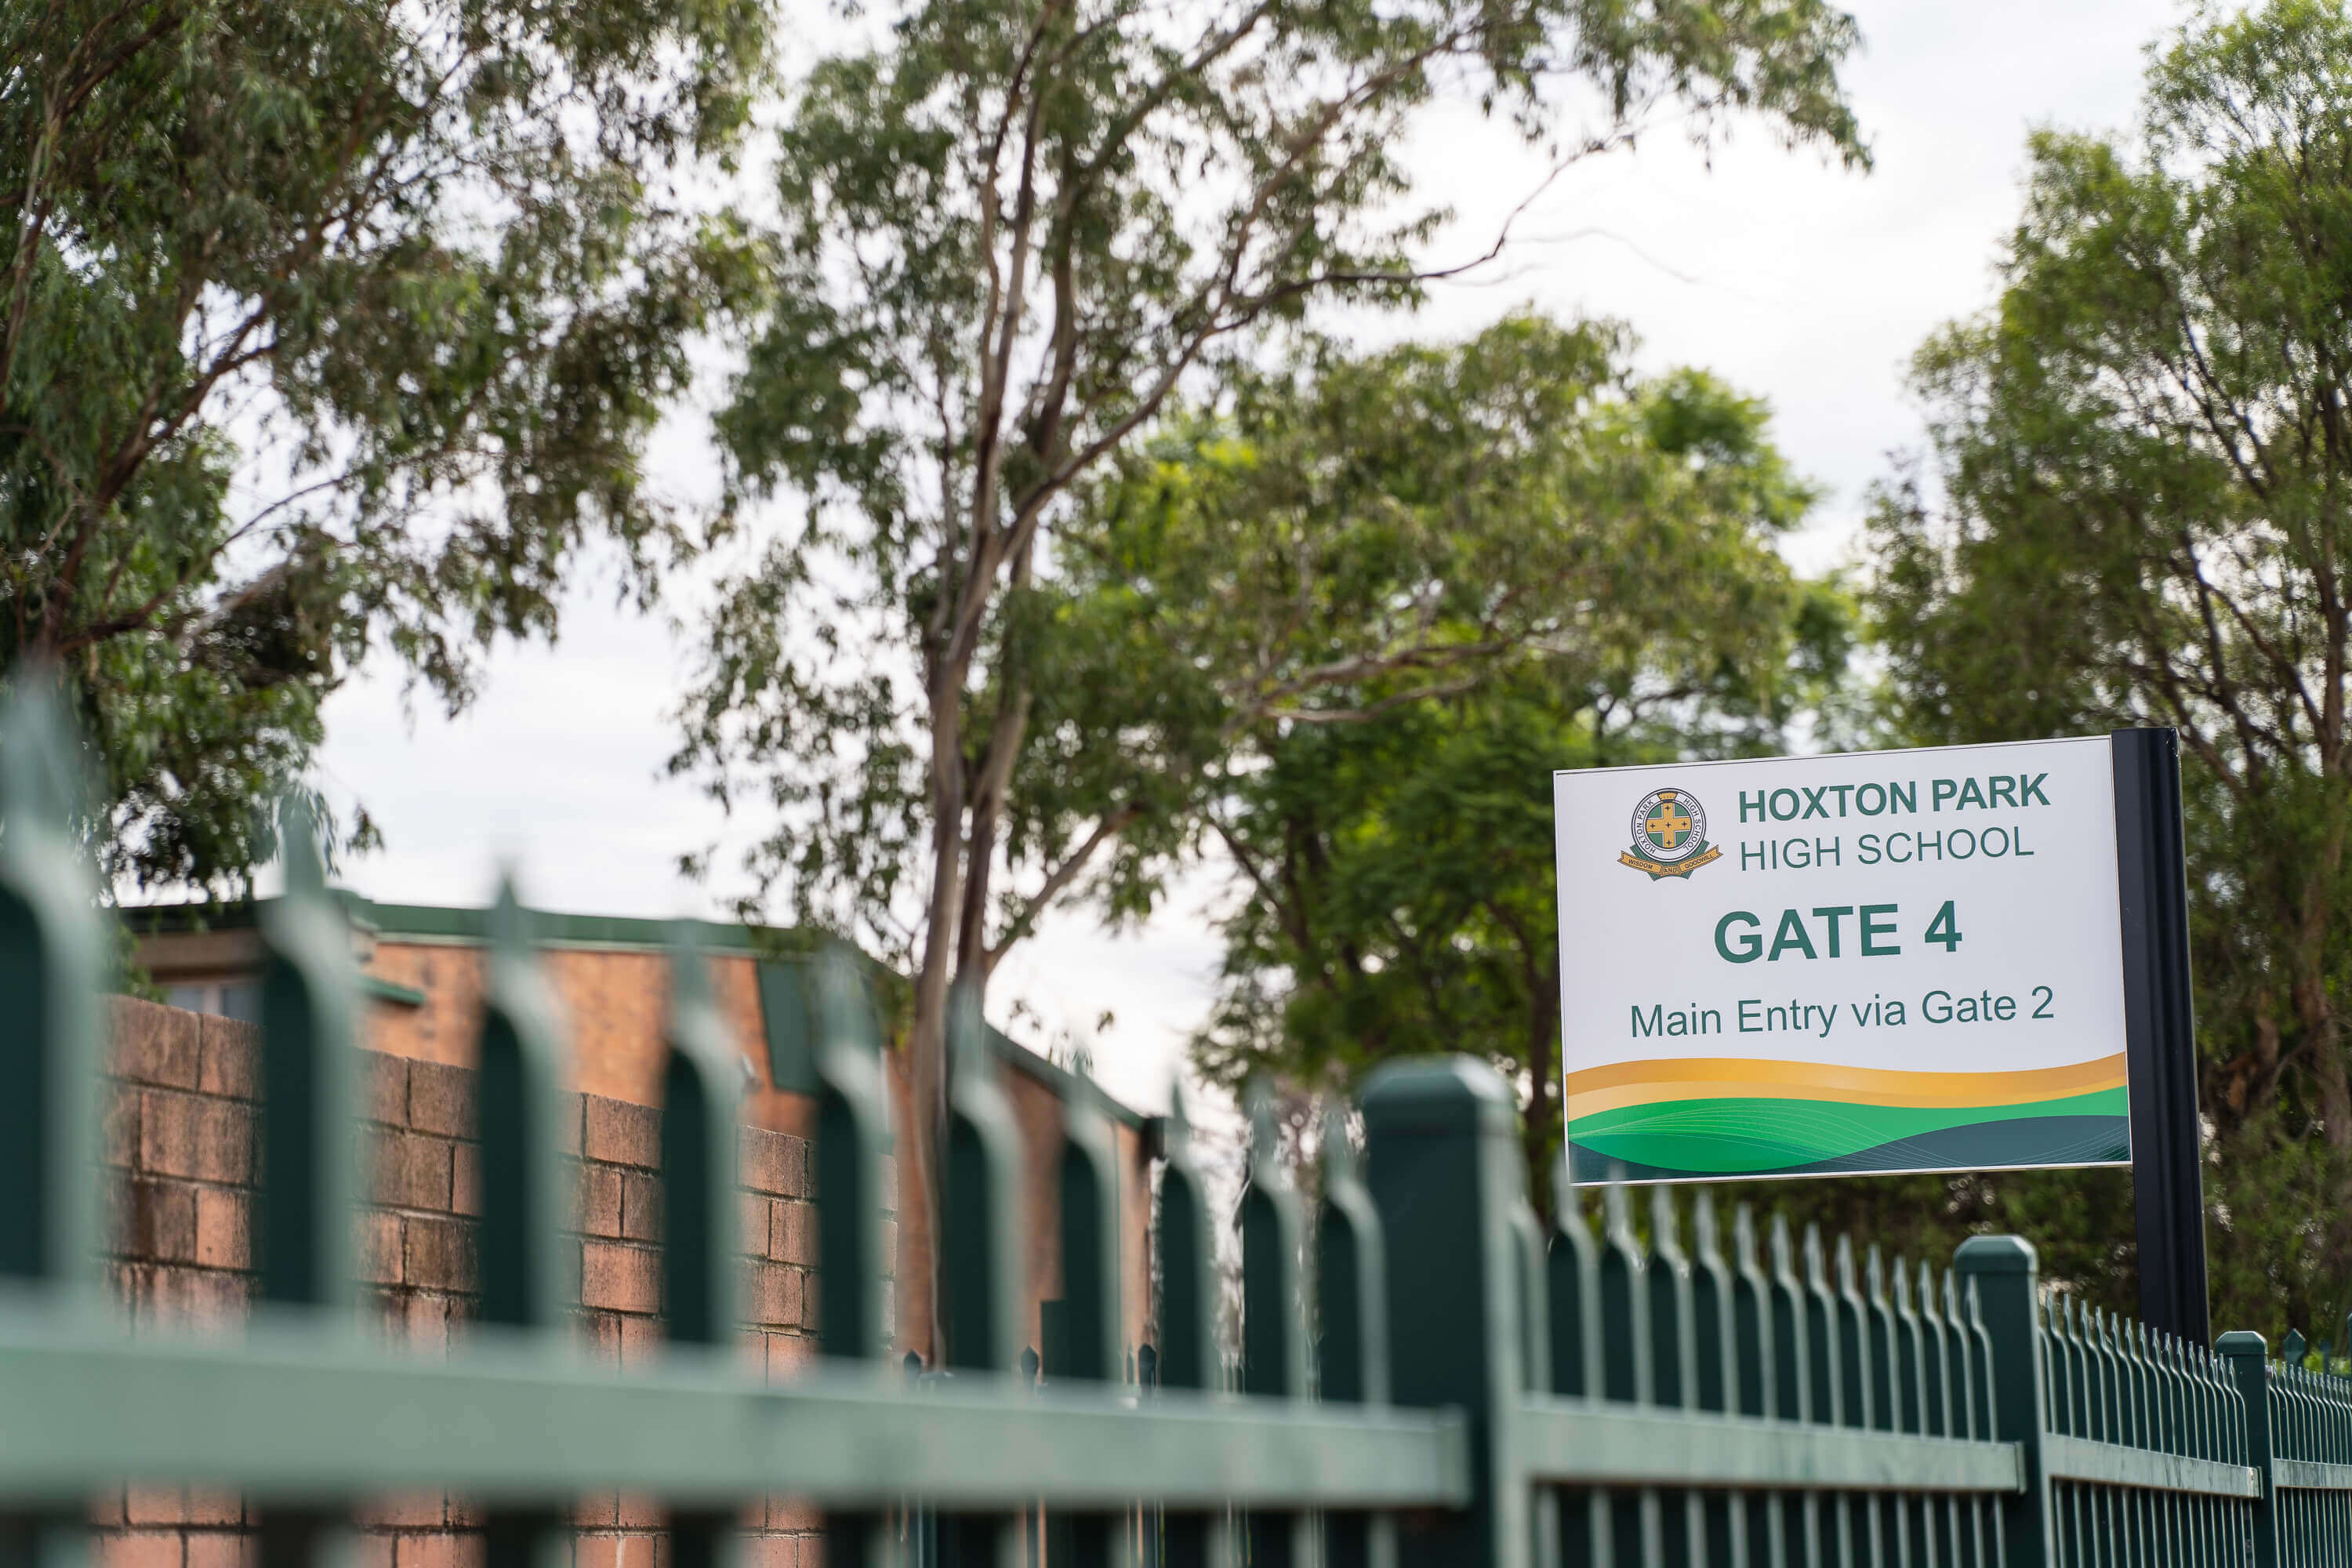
(99, 996, 840, 1568)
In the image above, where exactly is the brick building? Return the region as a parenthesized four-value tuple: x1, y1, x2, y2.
(102, 993, 828, 1568)
(132, 895, 1158, 1372)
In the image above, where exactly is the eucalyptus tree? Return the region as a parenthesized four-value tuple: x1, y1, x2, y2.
(1180, 350, 1850, 1207)
(1869, 0, 2352, 1332)
(1, 0, 770, 888)
(681, 0, 1867, 1351)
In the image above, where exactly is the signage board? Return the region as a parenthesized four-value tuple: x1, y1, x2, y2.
(1552, 736, 2133, 1182)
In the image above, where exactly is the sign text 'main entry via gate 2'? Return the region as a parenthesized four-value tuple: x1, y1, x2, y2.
(1553, 736, 2133, 1182)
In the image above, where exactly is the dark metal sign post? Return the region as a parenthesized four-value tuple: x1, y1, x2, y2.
(2111, 727, 2210, 1345)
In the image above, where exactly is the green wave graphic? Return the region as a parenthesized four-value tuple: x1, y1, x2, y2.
(1566, 1087, 2129, 1177)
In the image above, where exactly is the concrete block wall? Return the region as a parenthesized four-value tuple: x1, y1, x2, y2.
(97, 996, 849, 1568)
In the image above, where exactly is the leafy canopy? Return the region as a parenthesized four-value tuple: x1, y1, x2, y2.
(1181, 334, 1850, 1203)
(2, 0, 768, 890)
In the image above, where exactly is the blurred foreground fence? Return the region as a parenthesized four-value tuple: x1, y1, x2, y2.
(2, 681, 2351, 1567)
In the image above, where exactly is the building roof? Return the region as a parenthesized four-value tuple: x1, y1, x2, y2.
(128, 892, 1144, 1127)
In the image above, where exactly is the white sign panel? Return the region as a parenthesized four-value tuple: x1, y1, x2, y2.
(1552, 737, 2131, 1181)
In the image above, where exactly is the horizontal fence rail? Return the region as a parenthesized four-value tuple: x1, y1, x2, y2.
(3, 678, 2352, 1566)
(0, 1320, 1468, 1508)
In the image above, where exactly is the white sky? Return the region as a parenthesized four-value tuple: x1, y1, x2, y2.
(314, 0, 2184, 1117)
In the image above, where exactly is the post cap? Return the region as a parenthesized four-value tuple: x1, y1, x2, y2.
(1360, 1056, 1519, 1136)
(2215, 1330, 2269, 1357)
(1953, 1235, 2038, 1275)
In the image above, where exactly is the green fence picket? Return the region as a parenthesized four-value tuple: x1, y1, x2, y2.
(1644, 1191, 1700, 1566)
(1730, 1209, 1784, 1568)
(1545, 1163, 1602, 1568)
(662, 923, 746, 1568)
(256, 796, 364, 1312)
(1686, 1196, 1743, 1568)
(1599, 1183, 1658, 1566)
(476, 882, 576, 1568)
(1151, 1082, 1229, 1568)
(811, 945, 891, 1568)
(941, 985, 1023, 1568)
(1319, 1102, 1395, 1568)
(1238, 1086, 1309, 1568)
(1054, 1051, 1126, 1568)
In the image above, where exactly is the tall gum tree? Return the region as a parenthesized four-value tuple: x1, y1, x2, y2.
(1869, 0, 2352, 1334)
(681, 0, 1866, 1358)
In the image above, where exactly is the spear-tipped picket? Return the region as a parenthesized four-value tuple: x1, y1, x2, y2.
(1596, 1180, 1661, 1563)
(659, 931, 745, 1568)
(1642, 1190, 1704, 1568)
(256, 794, 364, 1311)
(1688, 1192, 1746, 1568)
(805, 945, 891, 1568)
(1152, 1079, 1229, 1568)
(936, 989, 1022, 1568)
(1236, 1083, 1308, 1568)
(1802, 1225, 1842, 1428)
(1729, 1206, 1784, 1568)
(1156, 1080, 1217, 1398)
(941, 982, 1018, 1375)
(0, 673, 103, 1294)
(475, 880, 573, 1332)
(1319, 1100, 1392, 1568)
(1597, 1181, 1649, 1405)
(1047, 1047, 1128, 1568)
(659, 922, 741, 1350)
(474, 891, 576, 1568)
(810, 943, 887, 1365)
(1546, 1157, 1604, 1568)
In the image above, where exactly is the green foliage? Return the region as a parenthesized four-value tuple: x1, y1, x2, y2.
(0, 0, 769, 891)
(1181, 326, 1853, 1205)
(1866, 0, 2352, 1336)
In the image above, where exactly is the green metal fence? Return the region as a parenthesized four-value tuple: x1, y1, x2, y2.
(2, 677, 2351, 1566)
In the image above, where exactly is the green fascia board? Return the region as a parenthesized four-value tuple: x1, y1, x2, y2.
(361, 976, 426, 1008)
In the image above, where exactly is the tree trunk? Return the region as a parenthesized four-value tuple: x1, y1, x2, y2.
(905, 670, 967, 1366)
(1524, 960, 1561, 1220)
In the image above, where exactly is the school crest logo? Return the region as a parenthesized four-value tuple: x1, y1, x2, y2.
(1620, 788, 1722, 880)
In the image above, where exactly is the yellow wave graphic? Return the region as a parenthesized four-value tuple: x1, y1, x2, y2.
(1565, 1053, 2128, 1121)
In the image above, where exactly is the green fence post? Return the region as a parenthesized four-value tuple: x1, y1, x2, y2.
(2218, 1330, 2278, 1568)
(1361, 1057, 1530, 1568)
(0, 673, 104, 1568)
(1955, 1236, 2052, 1567)
(0, 672, 103, 1298)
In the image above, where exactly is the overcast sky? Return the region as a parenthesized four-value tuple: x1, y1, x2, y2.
(314, 0, 2186, 1116)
